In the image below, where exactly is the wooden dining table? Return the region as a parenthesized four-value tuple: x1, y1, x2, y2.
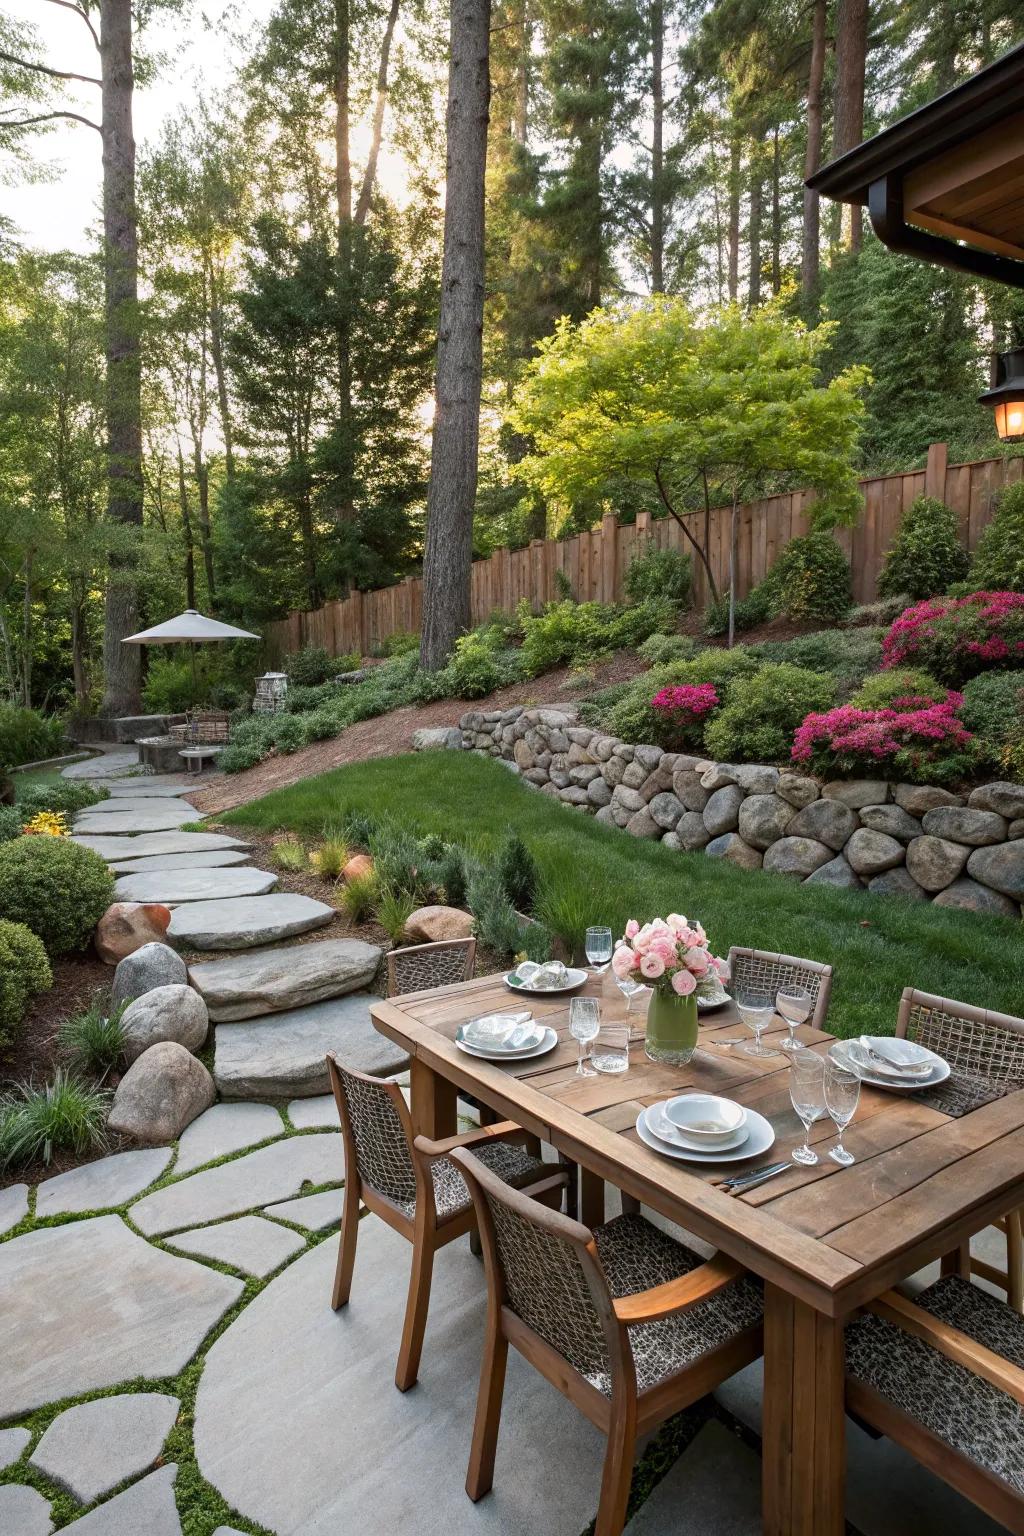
(370, 971, 1024, 1536)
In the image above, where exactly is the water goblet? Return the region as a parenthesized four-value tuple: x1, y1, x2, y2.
(776, 986, 813, 1051)
(569, 996, 601, 1077)
(824, 1059, 861, 1165)
(585, 926, 613, 973)
(615, 973, 647, 1015)
(788, 1050, 827, 1165)
(591, 1024, 630, 1075)
(735, 985, 778, 1057)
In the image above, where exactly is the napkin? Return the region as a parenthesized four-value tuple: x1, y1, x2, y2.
(511, 960, 571, 991)
(849, 1038, 933, 1078)
(463, 1013, 542, 1050)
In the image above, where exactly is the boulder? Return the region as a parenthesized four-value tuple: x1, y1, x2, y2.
(405, 905, 475, 942)
(700, 764, 738, 792)
(704, 833, 763, 871)
(776, 773, 820, 809)
(932, 878, 1019, 919)
(966, 842, 1024, 901)
(921, 806, 1007, 846)
(905, 835, 970, 893)
(660, 832, 681, 851)
(568, 764, 601, 785)
(786, 797, 858, 852)
(634, 744, 663, 771)
(1012, 819, 1024, 841)
(804, 854, 862, 889)
(612, 785, 645, 814)
(625, 808, 662, 839)
(821, 779, 890, 808)
(121, 985, 209, 1064)
(587, 777, 612, 807)
(893, 783, 963, 816)
(737, 793, 795, 851)
(567, 742, 596, 766)
(411, 727, 462, 751)
(703, 784, 745, 837)
(858, 804, 922, 842)
(594, 805, 617, 827)
(621, 760, 648, 789)
(601, 756, 626, 787)
(732, 764, 780, 794)
(648, 792, 685, 830)
(867, 867, 928, 901)
(591, 735, 617, 762)
(558, 787, 590, 805)
(676, 812, 712, 852)
(845, 828, 905, 876)
(761, 837, 832, 878)
(111, 942, 188, 1009)
(639, 763, 675, 798)
(95, 903, 172, 965)
(672, 769, 710, 812)
(108, 1042, 215, 1144)
(342, 853, 374, 883)
(189, 938, 382, 1021)
(513, 740, 534, 770)
(967, 782, 1024, 820)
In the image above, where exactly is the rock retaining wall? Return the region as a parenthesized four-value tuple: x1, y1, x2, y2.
(448, 706, 1024, 920)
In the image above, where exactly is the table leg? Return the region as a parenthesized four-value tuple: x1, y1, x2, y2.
(409, 1058, 458, 1141)
(579, 1167, 605, 1229)
(762, 1285, 846, 1536)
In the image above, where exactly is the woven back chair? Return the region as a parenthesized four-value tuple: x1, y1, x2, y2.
(387, 937, 476, 997)
(449, 1146, 763, 1536)
(326, 1054, 556, 1391)
(898, 988, 1024, 1311)
(726, 946, 833, 1030)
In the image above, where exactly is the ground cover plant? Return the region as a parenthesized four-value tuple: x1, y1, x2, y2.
(222, 752, 1024, 1040)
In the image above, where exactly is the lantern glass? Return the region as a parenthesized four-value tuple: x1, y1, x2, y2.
(996, 400, 1024, 441)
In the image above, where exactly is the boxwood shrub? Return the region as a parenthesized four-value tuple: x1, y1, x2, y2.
(0, 837, 115, 956)
(0, 918, 52, 1048)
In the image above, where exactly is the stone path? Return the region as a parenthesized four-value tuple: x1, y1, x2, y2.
(166, 1215, 306, 1277)
(113, 867, 279, 905)
(213, 995, 404, 1098)
(35, 1148, 172, 1217)
(190, 938, 381, 1021)
(108, 849, 251, 874)
(167, 893, 335, 950)
(74, 804, 202, 834)
(131, 1134, 344, 1236)
(174, 1101, 285, 1175)
(30, 1392, 180, 1503)
(73, 830, 250, 859)
(62, 746, 142, 781)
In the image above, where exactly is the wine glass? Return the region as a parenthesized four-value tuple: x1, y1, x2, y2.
(570, 996, 601, 1076)
(585, 926, 613, 973)
(789, 1050, 827, 1165)
(734, 984, 778, 1057)
(824, 1059, 861, 1166)
(776, 986, 812, 1051)
(614, 973, 647, 1015)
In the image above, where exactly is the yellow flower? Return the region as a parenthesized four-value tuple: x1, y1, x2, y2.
(23, 810, 69, 837)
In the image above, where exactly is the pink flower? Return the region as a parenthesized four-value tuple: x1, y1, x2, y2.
(713, 957, 730, 982)
(684, 946, 709, 975)
(651, 937, 678, 964)
(640, 953, 665, 980)
(612, 946, 637, 979)
(625, 919, 639, 940)
(671, 969, 697, 996)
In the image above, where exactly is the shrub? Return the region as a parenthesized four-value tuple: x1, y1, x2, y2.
(272, 716, 307, 754)
(219, 741, 265, 773)
(877, 496, 969, 600)
(623, 545, 692, 608)
(881, 592, 1024, 685)
(282, 646, 360, 686)
(650, 684, 720, 749)
(970, 481, 1024, 593)
(0, 920, 51, 1050)
(0, 1069, 109, 1171)
(376, 884, 417, 944)
(59, 997, 127, 1075)
(285, 682, 336, 714)
(373, 631, 419, 658)
(704, 663, 836, 763)
(768, 533, 852, 623)
(603, 647, 757, 746)
(302, 708, 342, 743)
(849, 594, 913, 627)
(435, 843, 470, 907)
(495, 831, 539, 914)
(0, 806, 25, 844)
(850, 669, 948, 710)
(792, 693, 977, 784)
(446, 632, 513, 698)
(749, 627, 882, 693)
(0, 836, 115, 955)
(17, 780, 107, 817)
(636, 632, 696, 666)
(141, 657, 194, 714)
(518, 598, 674, 676)
(703, 582, 775, 637)
(0, 706, 66, 771)
(960, 671, 1024, 751)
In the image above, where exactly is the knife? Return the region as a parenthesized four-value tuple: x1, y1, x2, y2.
(718, 1160, 789, 1192)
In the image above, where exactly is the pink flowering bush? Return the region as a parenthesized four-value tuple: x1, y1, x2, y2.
(649, 683, 719, 749)
(612, 914, 728, 999)
(792, 692, 978, 785)
(881, 592, 1024, 686)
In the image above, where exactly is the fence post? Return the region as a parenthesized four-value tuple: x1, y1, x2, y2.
(601, 511, 618, 603)
(925, 442, 948, 501)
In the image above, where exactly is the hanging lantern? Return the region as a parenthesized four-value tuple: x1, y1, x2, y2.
(979, 347, 1024, 441)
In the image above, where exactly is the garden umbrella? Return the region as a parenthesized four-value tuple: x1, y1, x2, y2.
(122, 609, 260, 703)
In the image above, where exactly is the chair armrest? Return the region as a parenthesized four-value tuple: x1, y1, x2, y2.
(869, 1290, 1024, 1408)
(413, 1122, 526, 1160)
(518, 1171, 570, 1206)
(610, 1252, 744, 1324)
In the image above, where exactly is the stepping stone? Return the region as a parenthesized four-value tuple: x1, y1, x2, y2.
(0, 1427, 31, 1470)
(0, 1216, 242, 1417)
(190, 938, 382, 1021)
(63, 1465, 180, 1535)
(168, 894, 335, 951)
(0, 1485, 52, 1536)
(212, 1530, 248, 1536)
(74, 806, 202, 834)
(74, 831, 249, 860)
(36, 1148, 172, 1218)
(30, 1393, 179, 1504)
(108, 780, 189, 797)
(131, 1134, 343, 1237)
(0, 1181, 29, 1235)
(194, 1224, 608, 1536)
(83, 797, 196, 817)
(166, 1215, 306, 1277)
(63, 751, 139, 780)
(213, 995, 404, 1099)
(287, 1095, 338, 1130)
(108, 849, 251, 874)
(114, 868, 278, 905)
(265, 1189, 341, 1232)
(620, 1420, 759, 1534)
(174, 1102, 285, 1176)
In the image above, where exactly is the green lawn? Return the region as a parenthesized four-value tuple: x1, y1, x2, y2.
(222, 752, 1024, 1040)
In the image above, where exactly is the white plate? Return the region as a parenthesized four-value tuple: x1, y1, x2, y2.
(455, 1026, 559, 1062)
(504, 968, 589, 997)
(829, 1039, 950, 1093)
(645, 1100, 749, 1153)
(697, 993, 731, 1013)
(637, 1104, 775, 1164)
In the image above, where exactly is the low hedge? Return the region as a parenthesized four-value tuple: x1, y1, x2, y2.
(0, 836, 115, 956)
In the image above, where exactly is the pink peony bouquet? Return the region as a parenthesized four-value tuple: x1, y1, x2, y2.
(612, 915, 728, 998)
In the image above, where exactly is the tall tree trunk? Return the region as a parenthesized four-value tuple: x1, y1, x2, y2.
(177, 447, 197, 610)
(334, 0, 356, 521)
(770, 124, 781, 294)
(355, 0, 402, 223)
(727, 133, 740, 301)
(834, 0, 868, 252)
(20, 552, 33, 706)
(513, 0, 529, 144)
(193, 449, 216, 610)
(70, 591, 90, 708)
(650, 0, 664, 293)
(99, 0, 143, 715)
(748, 155, 762, 307)
(801, 0, 826, 299)
(419, 0, 490, 671)
(209, 279, 235, 481)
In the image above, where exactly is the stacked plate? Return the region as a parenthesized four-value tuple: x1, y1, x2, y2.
(830, 1035, 949, 1092)
(455, 1012, 558, 1062)
(636, 1091, 775, 1164)
(504, 963, 589, 997)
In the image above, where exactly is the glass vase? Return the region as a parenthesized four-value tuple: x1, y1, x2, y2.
(644, 988, 699, 1066)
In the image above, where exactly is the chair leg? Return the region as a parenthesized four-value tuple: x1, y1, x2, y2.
(619, 1192, 642, 1217)
(395, 1232, 435, 1392)
(331, 1177, 361, 1310)
(1008, 1210, 1024, 1313)
(466, 1317, 509, 1502)
(941, 1241, 971, 1280)
(594, 1401, 637, 1536)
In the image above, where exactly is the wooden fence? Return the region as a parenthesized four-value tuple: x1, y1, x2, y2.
(263, 443, 1024, 662)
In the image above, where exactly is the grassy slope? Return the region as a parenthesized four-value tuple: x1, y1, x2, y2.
(222, 752, 1024, 1040)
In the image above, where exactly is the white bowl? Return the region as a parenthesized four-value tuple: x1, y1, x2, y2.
(664, 1093, 747, 1145)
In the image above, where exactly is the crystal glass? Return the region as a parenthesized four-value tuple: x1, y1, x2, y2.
(824, 1060, 861, 1165)
(591, 1024, 630, 1075)
(788, 1050, 827, 1165)
(735, 985, 778, 1057)
(776, 986, 813, 1051)
(585, 926, 613, 973)
(615, 974, 647, 1015)
(569, 996, 601, 1076)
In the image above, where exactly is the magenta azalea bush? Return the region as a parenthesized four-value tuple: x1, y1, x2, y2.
(881, 592, 1024, 685)
(792, 693, 977, 785)
(612, 915, 728, 999)
(650, 683, 719, 749)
